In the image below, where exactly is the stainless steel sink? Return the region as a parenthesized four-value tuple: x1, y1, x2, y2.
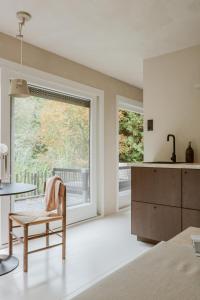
(144, 161, 186, 164)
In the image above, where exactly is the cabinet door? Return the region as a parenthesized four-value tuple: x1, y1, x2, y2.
(132, 167, 181, 207)
(132, 167, 155, 202)
(182, 208, 200, 230)
(182, 169, 200, 210)
(131, 201, 181, 242)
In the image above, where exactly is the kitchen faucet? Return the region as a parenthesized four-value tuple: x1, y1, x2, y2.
(167, 134, 176, 163)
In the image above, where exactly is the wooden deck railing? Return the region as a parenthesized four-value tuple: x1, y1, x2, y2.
(14, 166, 131, 201)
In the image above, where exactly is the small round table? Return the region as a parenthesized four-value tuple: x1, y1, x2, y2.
(0, 183, 36, 276)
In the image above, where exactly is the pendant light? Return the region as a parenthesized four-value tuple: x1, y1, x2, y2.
(9, 11, 32, 98)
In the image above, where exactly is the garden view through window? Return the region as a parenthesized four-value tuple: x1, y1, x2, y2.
(11, 87, 90, 211)
(119, 109, 144, 163)
(118, 109, 143, 208)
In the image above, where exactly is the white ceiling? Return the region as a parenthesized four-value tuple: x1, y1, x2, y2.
(0, 0, 200, 88)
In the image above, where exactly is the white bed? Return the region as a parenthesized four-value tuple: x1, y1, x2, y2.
(72, 227, 200, 300)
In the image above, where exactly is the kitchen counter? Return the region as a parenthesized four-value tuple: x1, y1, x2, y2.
(130, 162, 200, 169)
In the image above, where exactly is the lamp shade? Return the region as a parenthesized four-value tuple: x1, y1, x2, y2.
(9, 79, 30, 97)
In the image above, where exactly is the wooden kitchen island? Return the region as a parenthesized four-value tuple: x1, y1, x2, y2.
(131, 163, 200, 243)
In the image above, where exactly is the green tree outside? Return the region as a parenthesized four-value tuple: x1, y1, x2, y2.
(119, 110, 144, 162)
(12, 96, 90, 177)
(12, 99, 143, 183)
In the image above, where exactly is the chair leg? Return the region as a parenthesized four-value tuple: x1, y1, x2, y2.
(9, 217, 13, 256)
(62, 220, 66, 260)
(46, 223, 49, 247)
(23, 225, 28, 272)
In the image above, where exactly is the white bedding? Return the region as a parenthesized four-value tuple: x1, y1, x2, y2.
(72, 227, 200, 300)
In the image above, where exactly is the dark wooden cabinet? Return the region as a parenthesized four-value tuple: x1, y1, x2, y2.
(132, 167, 181, 207)
(182, 169, 200, 210)
(131, 166, 200, 242)
(182, 208, 200, 230)
(132, 201, 181, 242)
(132, 167, 154, 202)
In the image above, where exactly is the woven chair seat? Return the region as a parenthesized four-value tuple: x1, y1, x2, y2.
(10, 210, 62, 225)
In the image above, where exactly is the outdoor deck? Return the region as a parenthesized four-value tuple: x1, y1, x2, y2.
(14, 166, 131, 211)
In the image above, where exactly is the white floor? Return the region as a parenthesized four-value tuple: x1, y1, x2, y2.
(0, 209, 152, 300)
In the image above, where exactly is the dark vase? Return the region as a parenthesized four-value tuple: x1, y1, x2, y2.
(185, 142, 194, 163)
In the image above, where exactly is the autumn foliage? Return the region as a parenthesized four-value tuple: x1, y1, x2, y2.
(12, 96, 90, 176)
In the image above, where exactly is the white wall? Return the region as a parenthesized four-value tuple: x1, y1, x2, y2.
(144, 45, 200, 162)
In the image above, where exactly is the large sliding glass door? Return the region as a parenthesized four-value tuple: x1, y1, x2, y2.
(11, 86, 97, 223)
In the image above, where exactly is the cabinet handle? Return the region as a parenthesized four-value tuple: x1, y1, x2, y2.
(184, 171, 187, 174)
(153, 206, 157, 209)
(153, 169, 157, 173)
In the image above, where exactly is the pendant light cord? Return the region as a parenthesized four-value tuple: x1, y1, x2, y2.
(20, 36, 23, 65)
(17, 21, 24, 65)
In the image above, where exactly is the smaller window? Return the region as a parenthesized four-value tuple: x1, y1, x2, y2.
(119, 109, 144, 163)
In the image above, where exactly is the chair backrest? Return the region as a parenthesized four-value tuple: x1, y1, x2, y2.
(58, 182, 67, 217)
(44, 180, 67, 217)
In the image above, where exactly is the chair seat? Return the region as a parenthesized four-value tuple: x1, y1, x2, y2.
(10, 210, 62, 225)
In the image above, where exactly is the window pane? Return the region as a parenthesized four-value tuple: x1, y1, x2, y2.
(119, 110, 144, 163)
(11, 94, 90, 211)
(118, 110, 144, 209)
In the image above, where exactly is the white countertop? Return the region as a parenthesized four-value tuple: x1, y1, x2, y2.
(129, 162, 200, 169)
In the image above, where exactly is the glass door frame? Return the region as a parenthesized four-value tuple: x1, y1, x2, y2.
(11, 90, 96, 224)
(0, 60, 104, 246)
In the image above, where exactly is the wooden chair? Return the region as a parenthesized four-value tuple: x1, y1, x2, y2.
(9, 183, 66, 272)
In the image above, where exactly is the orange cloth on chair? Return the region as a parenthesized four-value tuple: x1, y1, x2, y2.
(45, 176, 65, 212)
